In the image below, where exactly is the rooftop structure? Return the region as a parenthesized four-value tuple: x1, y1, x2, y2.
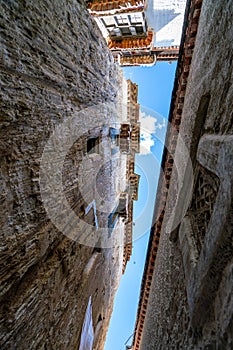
(88, 0, 186, 66)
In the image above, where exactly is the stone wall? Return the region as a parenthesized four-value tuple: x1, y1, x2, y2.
(0, 1, 124, 349)
(140, 0, 233, 349)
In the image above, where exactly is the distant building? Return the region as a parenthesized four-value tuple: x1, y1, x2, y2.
(118, 78, 141, 273)
(88, 0, 186, 66)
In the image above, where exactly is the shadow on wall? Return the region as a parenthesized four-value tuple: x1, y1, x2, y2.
(146, 7, 180, 33)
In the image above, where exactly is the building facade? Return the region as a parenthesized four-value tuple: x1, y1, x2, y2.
(131, 0, 233, 349)
(0, 0, 139, 349)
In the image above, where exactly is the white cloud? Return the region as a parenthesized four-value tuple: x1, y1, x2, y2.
(139, 110, 166, 155)
(140, 131, 155, 155)
(140, 111, 157, 131)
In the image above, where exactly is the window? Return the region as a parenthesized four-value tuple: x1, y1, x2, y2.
(87, 137, 99, 154)
(130, 13, 143, 24)
(103, 17, 115, 27)
(129, 26, 137, 35)
(108, 209, 119, 237)
(79, 297, 94, 350)
(116, 14, 128, 25)
(188, 165, 220, 255)
(112, 27, 122, 37)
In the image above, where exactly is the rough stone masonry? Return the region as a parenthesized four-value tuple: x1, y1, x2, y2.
(0, 1, 125, 349)
(138, 0, 233, 349)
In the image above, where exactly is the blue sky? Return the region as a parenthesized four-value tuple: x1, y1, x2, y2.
(104, 61, 177, 350)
